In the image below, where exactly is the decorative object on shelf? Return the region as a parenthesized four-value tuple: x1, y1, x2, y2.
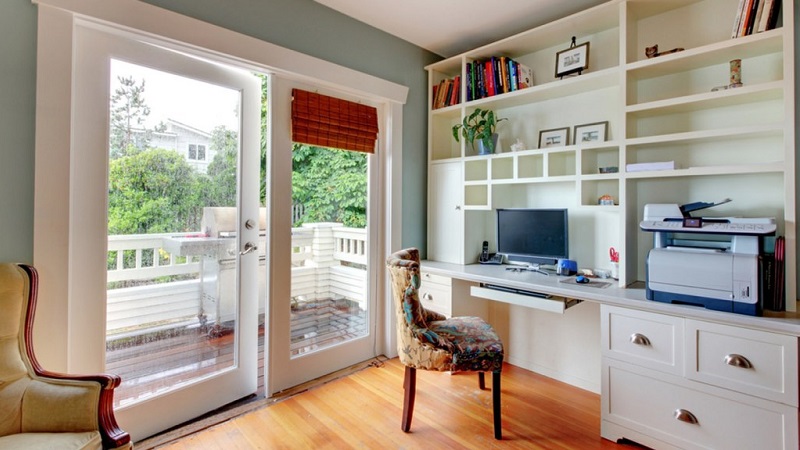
(598, 194, 615, 206)
(599, 166, 618, 174)
(644, 44, 685, 59)
(510, 138, 526, 152)
(555, 36, 589, 79)
(538, 127, 569, 148)
(609, 246, 619, 279)
(730, 58, 743, 87)
(452, 108, 507, 155)
(573, 121, 609, 144)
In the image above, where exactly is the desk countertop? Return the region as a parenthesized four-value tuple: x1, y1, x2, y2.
(421, 260, 800, 337)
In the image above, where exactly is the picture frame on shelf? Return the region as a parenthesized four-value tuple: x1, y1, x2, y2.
(555, 39, 589, 78)
(539, 127, 569, 148)
(573, 121, 608, 144)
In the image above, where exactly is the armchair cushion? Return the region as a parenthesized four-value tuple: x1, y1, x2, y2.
(0, 431, 102, 450)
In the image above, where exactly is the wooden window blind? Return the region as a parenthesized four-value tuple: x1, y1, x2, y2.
(291, 89, 378, 153)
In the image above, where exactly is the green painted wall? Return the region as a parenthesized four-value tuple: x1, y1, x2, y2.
(0, 0, 440, 263)
(0, 1, 37, 262)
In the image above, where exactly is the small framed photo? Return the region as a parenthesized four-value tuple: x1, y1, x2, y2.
(555, 41, 590, 78)
(539, 127, 569, 148)
(573, 121, 608, 144)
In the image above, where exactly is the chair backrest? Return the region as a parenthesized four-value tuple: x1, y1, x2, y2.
(0, 263, 35, 436)
(385, 248, 452, 371)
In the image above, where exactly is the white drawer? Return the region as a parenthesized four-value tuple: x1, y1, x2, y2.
(686, 319, 799, 407)
(419, 273, 451, 317)
(601, 305, 684, 375)
(603, 360, 798, 450)
(421, 271, 451, 287)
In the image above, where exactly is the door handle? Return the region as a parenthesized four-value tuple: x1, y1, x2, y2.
(240, 242, 258, 255)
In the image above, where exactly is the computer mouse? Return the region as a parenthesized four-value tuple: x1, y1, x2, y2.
(576, 275, 589, 284)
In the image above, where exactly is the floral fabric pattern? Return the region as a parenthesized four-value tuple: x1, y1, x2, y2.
(386, 248, 504, 374)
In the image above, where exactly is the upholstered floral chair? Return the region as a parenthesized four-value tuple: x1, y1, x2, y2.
(386, 248, 504, 439)
(0, 263, 131, 450)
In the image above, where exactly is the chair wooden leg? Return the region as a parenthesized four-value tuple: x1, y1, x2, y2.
(492, 370, 502, 440)
(478, 371, 486, 390)
(402, 366, 416, 432)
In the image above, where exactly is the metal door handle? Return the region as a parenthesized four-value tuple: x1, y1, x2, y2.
(724, 354, 753, 369)
(240, 242, 258, 255)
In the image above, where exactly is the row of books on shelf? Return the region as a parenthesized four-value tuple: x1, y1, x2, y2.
(431, 55, 536, 109)
(731, 0, 781, 38)
(431, 76, 460, 109)
(467, 57, 534, 102)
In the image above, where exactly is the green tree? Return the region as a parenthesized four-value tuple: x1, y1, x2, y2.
(206, 125, 239, 207)
(291, 144, 367, 228)
(108, 148, 203, 234)
(109, 75, 151, 159)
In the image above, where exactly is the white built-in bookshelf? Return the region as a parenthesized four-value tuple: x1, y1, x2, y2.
(425, 0, 795, 311)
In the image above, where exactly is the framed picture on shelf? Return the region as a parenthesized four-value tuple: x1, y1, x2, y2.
(573, 121, 608, 144)
(539, 127, 569, 148)
(555, 40, 589, 78)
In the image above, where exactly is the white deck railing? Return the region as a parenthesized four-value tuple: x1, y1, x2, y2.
(106, 223, 367, 338)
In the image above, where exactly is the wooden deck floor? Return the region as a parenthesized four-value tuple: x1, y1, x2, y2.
(107, 298, 366, 406)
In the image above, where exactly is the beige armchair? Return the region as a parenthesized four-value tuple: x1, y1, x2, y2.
(0, 263, 131, 449)
(386, 248, 504, 439)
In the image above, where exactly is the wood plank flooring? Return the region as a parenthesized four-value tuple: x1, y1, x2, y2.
(156, 358, 635, 449)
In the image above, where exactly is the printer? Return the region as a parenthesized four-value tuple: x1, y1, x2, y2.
(640, 200, 776, 316)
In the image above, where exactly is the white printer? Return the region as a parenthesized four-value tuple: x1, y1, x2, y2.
(640, 200, 776, 316)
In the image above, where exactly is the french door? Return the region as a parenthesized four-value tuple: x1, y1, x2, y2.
(266, 77, 380, 393)
(72, 24, 261, 440)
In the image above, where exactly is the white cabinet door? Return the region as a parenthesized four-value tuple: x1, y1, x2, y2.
(428, 162, 463, 263)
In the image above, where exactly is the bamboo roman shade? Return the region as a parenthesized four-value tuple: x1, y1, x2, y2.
(291, 89, 379, 153)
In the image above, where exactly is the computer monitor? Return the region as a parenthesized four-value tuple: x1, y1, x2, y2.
(496, 208, 569, 267)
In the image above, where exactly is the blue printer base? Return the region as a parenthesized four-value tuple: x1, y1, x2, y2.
(646, 288, 760, 317)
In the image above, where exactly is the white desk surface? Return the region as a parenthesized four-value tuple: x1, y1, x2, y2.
(421, 260, 800, 337)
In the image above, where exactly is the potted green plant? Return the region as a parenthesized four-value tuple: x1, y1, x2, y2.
(451, 108, 507, 155)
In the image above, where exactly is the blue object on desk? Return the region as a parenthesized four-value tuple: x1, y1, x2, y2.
(556, 259, 577, 276)
(575, 275, 589, 284)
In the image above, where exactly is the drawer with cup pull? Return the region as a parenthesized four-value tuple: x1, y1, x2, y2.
(601, 305, 684, 375)
(685, 319, 798, 406)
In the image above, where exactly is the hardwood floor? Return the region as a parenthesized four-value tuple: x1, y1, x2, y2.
(155, 358, 633, 449)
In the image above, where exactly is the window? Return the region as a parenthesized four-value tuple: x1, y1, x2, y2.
(188, 144, 197, 160)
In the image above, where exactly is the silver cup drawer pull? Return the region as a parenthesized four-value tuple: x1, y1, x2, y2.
(629, 333, 651, 346)
(724, 353, 753, 369)
(674, 408, 699, 425)
(422, 292, 433, 301)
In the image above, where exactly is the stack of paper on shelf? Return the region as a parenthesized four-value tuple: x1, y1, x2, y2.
(626, 161, 677, 172)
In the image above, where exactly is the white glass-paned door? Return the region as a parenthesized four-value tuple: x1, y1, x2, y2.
(73, 24, 261, 440)
(267, 78, 379, 393)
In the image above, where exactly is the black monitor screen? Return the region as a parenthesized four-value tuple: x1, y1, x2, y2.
(496, 208, 568, 266)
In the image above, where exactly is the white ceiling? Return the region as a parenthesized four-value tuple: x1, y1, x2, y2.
(315, 0, 608, 57)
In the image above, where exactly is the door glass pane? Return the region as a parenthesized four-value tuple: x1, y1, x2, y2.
(290, 144, 369, 357)
(105, 60, 243, 407)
